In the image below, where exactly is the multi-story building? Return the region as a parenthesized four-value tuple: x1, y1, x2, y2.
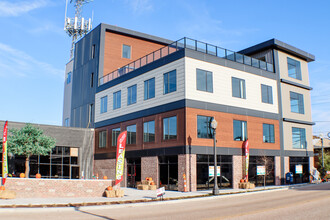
(63, 23, 315, 190)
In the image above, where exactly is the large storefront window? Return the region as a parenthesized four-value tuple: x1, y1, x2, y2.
(127, 158, 141, 188)
(0, 146, 79, 179)
(289, 157, 309, 184)
(159, 156, 178, 191)
(197, 155, 232, 190)
(248, 156, 275, 186)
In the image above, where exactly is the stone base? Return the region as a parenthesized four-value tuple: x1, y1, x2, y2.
(238, 182, 255, 189)
(0, 190, 16, 199)
(104, 189, 124, 198)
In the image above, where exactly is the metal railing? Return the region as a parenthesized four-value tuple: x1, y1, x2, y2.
(99, 37, 274, 86)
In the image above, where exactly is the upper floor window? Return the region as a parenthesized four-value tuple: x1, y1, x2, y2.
(127, 84, 137, 105)
(99, 130, 107, 148)
(67, 72, 72, 84)
(196, 69, 213, 92)
(261, 84, 273, 104)
(197, 115, 214, 139)
(127, 124, 136, 145)
(163, 116, 177, 140)
(112, 128, 121, 146)
(122, 44, 131, 59)
(233, 120, 247, 141)
(100, 96, 108, 113)
(290, 91, 304, 114)
(91, 44, 96, 59)
(88, 104, 93, 124)
(232, 77, 246, 99)
(91, 73, 94, 88)
(143, 120, 155, 142)
(164, 70, 177, 94)
(287, 57, 302, 80)
(144, 78, 155, 100)
(64, 118, 69, 127)
(263, 123, 275, 143)
(292, 127, 306, 149)
(113, 91, 121, 110)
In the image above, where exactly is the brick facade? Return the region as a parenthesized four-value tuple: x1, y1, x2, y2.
(178, 154, 197, 192)
(275, 156, 281, 185)
(94, 158, 127, 187)
(141, 156, 159, 186)
(232, 155, 243, 189)
(5, 178, 112, 198)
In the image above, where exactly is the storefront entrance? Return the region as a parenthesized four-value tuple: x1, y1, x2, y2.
(127, 158, 141, 188)
(289, 157, 309, 184)
(248, 156, 275, 187)
(159, 156, 178, 191)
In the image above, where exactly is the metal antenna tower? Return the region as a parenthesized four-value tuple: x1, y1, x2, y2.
(64, 0, 93, 59)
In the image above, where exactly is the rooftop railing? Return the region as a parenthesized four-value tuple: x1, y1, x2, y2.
(99, 37, 274, 86)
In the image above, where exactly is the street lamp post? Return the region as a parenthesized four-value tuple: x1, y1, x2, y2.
(320, 134, 324, 169)
(211, 119, 219, 195)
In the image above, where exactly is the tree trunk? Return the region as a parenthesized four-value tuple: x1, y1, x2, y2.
(264, 174, 266, 189)
(25, 156, 30, 178)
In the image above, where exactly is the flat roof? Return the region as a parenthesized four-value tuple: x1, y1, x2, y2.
(239, 38, 315, 62)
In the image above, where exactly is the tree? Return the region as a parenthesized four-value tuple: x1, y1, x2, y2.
(1, 124, 56, 177)
(318, 151, 330, 178)
(257, 155, 274, 188)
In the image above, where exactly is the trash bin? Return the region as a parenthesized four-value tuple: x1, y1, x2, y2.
(286, 172, 293, 184)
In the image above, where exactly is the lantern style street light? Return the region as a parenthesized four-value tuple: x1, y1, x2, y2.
(210, 118, 219, 195)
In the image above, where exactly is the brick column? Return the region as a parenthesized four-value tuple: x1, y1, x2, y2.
(275, 156, 281, 185)
(93, 158, 127, 187)
(284, 156, 290, 174)
(178, 154, 197, 192)
(309, 156, 314, 172)
(141, 156, 159, 186)
(232, 155, 243, 189)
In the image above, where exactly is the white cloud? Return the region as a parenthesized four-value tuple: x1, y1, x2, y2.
(125, 0, 153, 14)
(0, 42, 63, 78)
(0, 0, 49, 17)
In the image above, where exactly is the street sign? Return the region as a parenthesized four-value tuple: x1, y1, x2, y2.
(295, 164, 303, 174)
(156, 187, 165, 197)
(257, 165, 265, 175)
(209, 166, 220, 177)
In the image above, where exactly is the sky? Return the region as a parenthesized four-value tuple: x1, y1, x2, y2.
(0, 0, 329, 136)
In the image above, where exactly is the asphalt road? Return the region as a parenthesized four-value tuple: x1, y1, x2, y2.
(2, 183, 330, 220)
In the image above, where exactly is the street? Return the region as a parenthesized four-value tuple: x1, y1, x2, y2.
(1, 183, 330, 220)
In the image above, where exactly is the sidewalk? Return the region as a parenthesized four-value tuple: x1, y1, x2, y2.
(0, 184, 303, 208)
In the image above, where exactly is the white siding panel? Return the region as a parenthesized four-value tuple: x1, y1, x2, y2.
(95, 58, 185, 123)
(185, 57, 279, 114)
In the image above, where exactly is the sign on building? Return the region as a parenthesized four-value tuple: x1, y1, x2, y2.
(295, 164, 303, 174)
(209, 166, 220, 177)
(257, 165, 266, 175)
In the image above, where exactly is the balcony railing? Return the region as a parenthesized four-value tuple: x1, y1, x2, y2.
(99, 37, 274, 86)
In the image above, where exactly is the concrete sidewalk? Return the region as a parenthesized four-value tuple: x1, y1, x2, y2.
(0, 184, 303, 208)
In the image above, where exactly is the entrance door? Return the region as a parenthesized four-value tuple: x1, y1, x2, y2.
(127, 158, 141, 188)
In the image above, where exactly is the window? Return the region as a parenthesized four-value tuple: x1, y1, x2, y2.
(99, 131, 107, 148)
(196, 69, 213, 92)
(263, 124, 275, 143)
(67, 72, 71, 84)
(287, 57, 301, 80)
(143, 121, 155, 142)
(164, 70, 177, 94)
(91, 73, 94, 88)
(292, 127, 306, 149)
(122, 44, 131, 59)
(197, 115, 214, 139)
(127, 125, 136, 145)
(91, 44, 95, 59)
(144, 78, 155, 100)
(232, 77, 246, 99)
(113, 91, 121, 110)
(290, 92, 304, 114)
(163, 116, 177, 140)
(65, 118, 69, 127)
(127, 85, 137, 105)
(100, 96, 108, 113)
(233, 120, 247, 141)
(112, 128, 121, 146)
(261, 84, 273, 104)
(88, 104, 93, 124)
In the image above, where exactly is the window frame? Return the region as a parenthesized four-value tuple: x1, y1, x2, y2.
(122, 44, 131, 59)
(111, 128, 121, 147)
(163, 116, 177, 140)
(143, 120, 155, 142)
(100, 96, 108, 114)
(127, 84, 137, 106)
(126, 124, 137, 145)
(233, 120, 247, 141)
(98, 130, 107, 148)
(261, 84, 273, 104)
(91, 44, 96, 59)
(144, 78, 155, 100)
(263, 123, 275, 143)
(163, 70, 177, 94)
(113, 90, 121, 110)
(67, 72, 71, 84)
(287, 57, 302, 80)
(290, 91, 304, 114)
(232, 77, 246, 99)
(197, 115, 214, 139)
(196, 69, 213, 93)
(292, 127, 306, 149)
